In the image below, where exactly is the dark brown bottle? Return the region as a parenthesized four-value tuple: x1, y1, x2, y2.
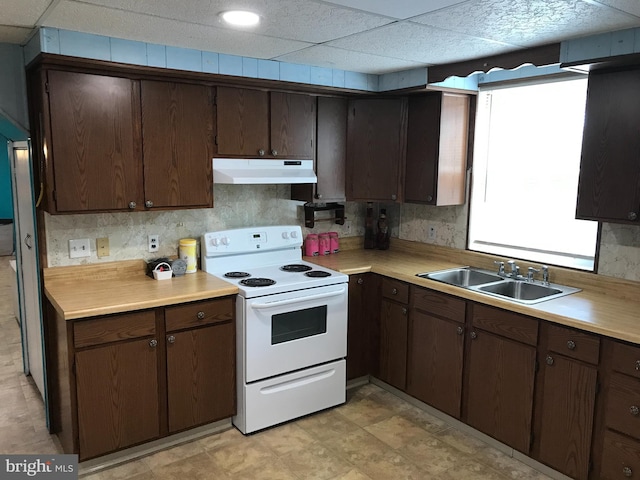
(364, 202, 375, 249)
(377, 208, 390, 250)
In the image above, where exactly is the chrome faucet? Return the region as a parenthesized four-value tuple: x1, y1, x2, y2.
(507, 260, 520, 279)
(527, 267, 540, 283)
(494, 261, 506, 277)
(541, 265, 550, 285)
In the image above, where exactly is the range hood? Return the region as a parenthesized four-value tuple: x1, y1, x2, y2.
(213, 158, 317, 184)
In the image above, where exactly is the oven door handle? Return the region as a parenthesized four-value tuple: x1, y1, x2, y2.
(250, 287, 346, 309)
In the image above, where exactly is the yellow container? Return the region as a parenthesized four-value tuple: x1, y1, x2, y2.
(179, 238, 197, 273)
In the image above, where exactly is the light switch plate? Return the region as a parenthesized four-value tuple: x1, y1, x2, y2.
(97, 237, 110, 258)
(69, 239, 90, 258)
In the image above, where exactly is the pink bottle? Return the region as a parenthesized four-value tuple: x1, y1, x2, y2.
(328, 232, 339, 253)
(318, 233, 331, 256)
(304, 234, 319, 256)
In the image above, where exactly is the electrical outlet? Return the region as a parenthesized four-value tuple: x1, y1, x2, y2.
(96, 237, 110, 258)
(428, 225, 437, 240)
(69, 238, 90, 258)
(344, 221, 352, 235)
(148, 234, 159, 253)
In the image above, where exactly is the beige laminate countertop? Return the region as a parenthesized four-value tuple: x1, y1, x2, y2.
(305, 245, 640, 345)
(44, 260, 238, 320)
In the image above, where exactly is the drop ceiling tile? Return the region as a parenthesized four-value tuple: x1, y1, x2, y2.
(325, 22, 517, 65)
(411, 0, 640, 47)
(321, 0, 470, 20)
(2, 0, 51, 25)
(43, 1, 313, 59)
(274, 44, 426, 74)
(0, 26, 34, 44)
(75, 0, 393, 43)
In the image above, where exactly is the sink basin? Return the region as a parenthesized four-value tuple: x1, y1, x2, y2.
(417, 266, 581, 305)
(417, 267, 505, 287)
(471, 279, 581, 305)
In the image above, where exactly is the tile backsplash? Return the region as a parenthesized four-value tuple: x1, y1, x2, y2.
(44, 184, 639, 283)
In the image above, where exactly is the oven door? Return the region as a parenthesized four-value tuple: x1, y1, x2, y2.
(243, 283, 348, 383)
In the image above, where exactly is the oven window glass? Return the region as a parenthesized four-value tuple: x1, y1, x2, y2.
(272, 306, 327, 345)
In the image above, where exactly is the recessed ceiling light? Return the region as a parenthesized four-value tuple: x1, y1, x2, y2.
(220, 10, 260, 27)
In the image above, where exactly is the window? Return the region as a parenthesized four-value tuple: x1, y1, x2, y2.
(468, 76, 598, 271)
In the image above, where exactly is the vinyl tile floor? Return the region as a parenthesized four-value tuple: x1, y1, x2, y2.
(0, 255, 554, 480)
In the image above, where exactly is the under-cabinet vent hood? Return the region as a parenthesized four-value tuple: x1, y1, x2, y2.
(213, 158, 317, 184)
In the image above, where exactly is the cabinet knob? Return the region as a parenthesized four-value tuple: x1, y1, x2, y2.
(167, 335, 176, 344)
(426, 195, 434, 202)
(636, 360, 640, 371)
(567, 340, 576, 350)
(391, 194, 397, 201)
(456, 326, 463, 336)
(392, 288, 398, 295)
(629, 212, 638, 221)
(401, 307, 407, 315)
(149, 339, 158, 348)
(623, 466, 633, 477)
(546, 355, 554, 366)
(470, 331, 477, 340)
(197, 311, 206, 320)
(315, 193, 323, 199)
(357, 278, 364, 285)
(631, 405, 640, 416)
(145, 200, 154, 208)
(128, 201, 137, 209)
(258, 149, 265, 156)
(271, 149, 278, 157)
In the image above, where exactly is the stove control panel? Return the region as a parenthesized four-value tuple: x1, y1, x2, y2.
(202, 225, 303, 256)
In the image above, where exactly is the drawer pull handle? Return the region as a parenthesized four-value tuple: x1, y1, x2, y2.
(197, 311, 206, 320)
(631, 405, 640, 416)
(456, 326, 463, 336)
(392, 288, 398, 295)
(635, 360, 640, 371)
(401, 307, 407, 315)
(357, 278, 363, 285)
(623, 466, 633, 477)
(470, 331, 477, 340)
(149, 339, 158, 348)
(546, 355, 554, 366)
(567, 340, 576, 350)
(128, 201, 136, 209)
(167, 335, 176, 344)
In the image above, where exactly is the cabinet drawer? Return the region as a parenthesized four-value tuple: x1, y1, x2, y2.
(74, 310, 156, 348)
(601, 430, 640, 480)
(165, 297, 234, 332)
(381, 277, 409, 304)
(410, 286, 465, 323)
(545, 324, 600, 364)
(606, 372, 640, 438)
(471, 304, 538, 346)
(612, 342, 640, 380)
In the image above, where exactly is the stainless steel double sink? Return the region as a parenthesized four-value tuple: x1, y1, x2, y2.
(416, 267, 580, 305)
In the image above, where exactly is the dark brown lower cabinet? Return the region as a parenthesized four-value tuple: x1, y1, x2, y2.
(600, 430, 640, 480)
(535, 353, 597, 480)
(347, 273, 380, 380)
(378, 298, 408, 390)
(76, 338, 160, 459)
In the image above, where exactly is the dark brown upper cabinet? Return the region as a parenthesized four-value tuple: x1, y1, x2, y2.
(404, 93, 470, 206)
(215, 86, 315, 159)
(141, 80, 214, 209)
(346, 98, 408, 203)
(576, 66, 640, 224)
(292, 96, 347, 203)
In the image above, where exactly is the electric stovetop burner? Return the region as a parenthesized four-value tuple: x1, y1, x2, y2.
(240, 278, 277, 287)
(305, 271, 332, 278)
(224, 272, 251, 278)
(281, 264, 313, 273)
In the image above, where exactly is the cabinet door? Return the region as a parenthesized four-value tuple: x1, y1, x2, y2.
(141, 81, 214, 209)
(405, 93, 468, 206)
(407, 310, 464, 418)
(577, 67, 640, 223)
(379, 298, 408, 390)
(75, 338, 159, 460)
(215, 86, 269, 156)
(465, 329, 536, 453)
(270, 92, 315, 159)
(346, 98, 407, 202)
(291, 96, 346, 202)
(347, 273, 380, 380)
(166, 322, 235, 433)
(536, 354, 598, 480)
(47, 70, 143, 212)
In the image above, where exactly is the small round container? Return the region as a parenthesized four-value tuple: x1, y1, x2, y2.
(153, 262, 173, 280)
(318, 233, 331, 256)
(328, 232, 339, 253)
(305, 234, 319, 257)
(179, 238, 197, 273)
